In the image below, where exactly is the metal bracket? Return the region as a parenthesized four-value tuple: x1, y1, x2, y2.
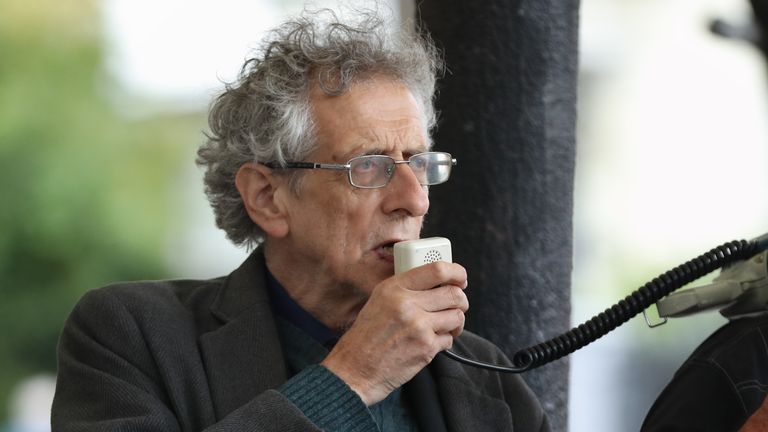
(643, 306, 668, 328)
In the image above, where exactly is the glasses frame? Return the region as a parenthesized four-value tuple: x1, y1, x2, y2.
(266, 151, 457, 189)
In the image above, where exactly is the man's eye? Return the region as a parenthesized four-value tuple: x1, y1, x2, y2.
(411, 157, 428, 170)
(357, 159, 376, 170)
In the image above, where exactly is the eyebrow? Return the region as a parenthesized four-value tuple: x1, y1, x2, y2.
(341, 144, 429, 160)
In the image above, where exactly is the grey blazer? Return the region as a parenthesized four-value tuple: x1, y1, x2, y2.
(52, 249, 549, 432)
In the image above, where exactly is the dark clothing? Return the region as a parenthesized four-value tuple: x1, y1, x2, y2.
(274, 316, 419, 431)
(265, 270, 338, 347)
(52, 249, 549, 432)
(642, 315, 768, 432)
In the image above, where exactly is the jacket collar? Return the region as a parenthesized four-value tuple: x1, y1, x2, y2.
(208, 248, 270, 321)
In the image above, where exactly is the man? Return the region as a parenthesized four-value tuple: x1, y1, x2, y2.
(52, 9, 549, 431)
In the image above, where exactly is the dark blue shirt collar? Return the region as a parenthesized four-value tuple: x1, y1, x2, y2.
(265, 270, 339, 347)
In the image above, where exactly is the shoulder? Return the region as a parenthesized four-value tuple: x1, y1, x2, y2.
(686, 315, 768, 373)
(708, 315, 768, 352)
(67, 277, 227, 346)
(77, 278, 223, 318)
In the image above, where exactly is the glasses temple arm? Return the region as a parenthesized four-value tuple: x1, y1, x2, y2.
(267, 162, 350, 171)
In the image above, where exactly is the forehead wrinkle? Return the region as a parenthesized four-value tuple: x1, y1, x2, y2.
(338, 124, 427, 160)
(311, 79, 430, 163)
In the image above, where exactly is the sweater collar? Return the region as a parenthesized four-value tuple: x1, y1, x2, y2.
(265, 269, 339, 348)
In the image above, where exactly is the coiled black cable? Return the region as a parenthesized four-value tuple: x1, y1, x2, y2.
(442, 238, 761, 373)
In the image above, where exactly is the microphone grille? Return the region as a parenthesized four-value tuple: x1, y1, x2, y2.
(424, 249, 442, 263)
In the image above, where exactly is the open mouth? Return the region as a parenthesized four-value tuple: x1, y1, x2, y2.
(375, 241, 399, 260)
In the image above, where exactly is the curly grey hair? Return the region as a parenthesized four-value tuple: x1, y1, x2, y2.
(196, 8, 443, 248)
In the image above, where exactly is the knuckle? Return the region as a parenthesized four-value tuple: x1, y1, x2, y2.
(455, 309, 465, 326)
(458, 289, 469, 310)
(388, 291, 415, 319)
(445, 286, 468, 310)
(408, 321, 435, 347)
(431, 261, 451, 281)
(409, 335, 432, 362)
(395, 304, 416, 325)
(419, 349, 436, 364)
(435, 335, 452, 353)
(448, 286, 462, 304)
(413, 319, 433, 338)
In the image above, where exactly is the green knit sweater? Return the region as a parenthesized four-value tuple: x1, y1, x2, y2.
(276, 317, 420, 432)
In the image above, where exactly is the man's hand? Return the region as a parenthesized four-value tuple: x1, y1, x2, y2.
(320, 261, 468, 406)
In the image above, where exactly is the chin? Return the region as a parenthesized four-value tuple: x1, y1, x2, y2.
(358, 274, 390, 296)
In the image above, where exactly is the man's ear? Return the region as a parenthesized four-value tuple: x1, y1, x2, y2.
(235, 162, 290, 238)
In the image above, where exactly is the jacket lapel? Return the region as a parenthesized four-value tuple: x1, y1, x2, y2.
(430, 355, 515, 432)
(404, 367, 449, 432)
(199, 249, 289, 419)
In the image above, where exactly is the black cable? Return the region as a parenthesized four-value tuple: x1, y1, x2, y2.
(443, 238, 761, 373)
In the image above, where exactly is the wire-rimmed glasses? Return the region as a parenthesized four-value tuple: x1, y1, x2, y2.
(266, 151, 457, 189)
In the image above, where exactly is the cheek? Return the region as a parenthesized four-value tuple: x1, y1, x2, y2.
(334, 204, 372, 247)
(329, 198, 383, 255)
(291, 183, 382, 253)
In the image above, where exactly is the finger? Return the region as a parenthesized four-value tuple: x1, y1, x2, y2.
(428, 308, 466, 335)
(414, 285, 469, 313)
(435, 333, 455, 352)
(398, 261, 467, 292)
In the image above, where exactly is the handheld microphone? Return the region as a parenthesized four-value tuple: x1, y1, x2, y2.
(393, 237, 531, 373)
(394, 237, 453, 275)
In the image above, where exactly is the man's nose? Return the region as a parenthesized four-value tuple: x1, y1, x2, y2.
(381, 163, 429, 217)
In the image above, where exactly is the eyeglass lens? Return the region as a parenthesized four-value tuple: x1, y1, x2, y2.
(348, 152, 452, 188)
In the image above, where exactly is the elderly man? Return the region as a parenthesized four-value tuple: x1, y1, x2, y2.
(52, 9, 548, 432)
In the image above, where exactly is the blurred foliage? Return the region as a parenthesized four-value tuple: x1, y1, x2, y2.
(0, 0, 205, 420)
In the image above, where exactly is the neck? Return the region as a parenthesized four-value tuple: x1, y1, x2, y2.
(264, 240, 367, 333)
